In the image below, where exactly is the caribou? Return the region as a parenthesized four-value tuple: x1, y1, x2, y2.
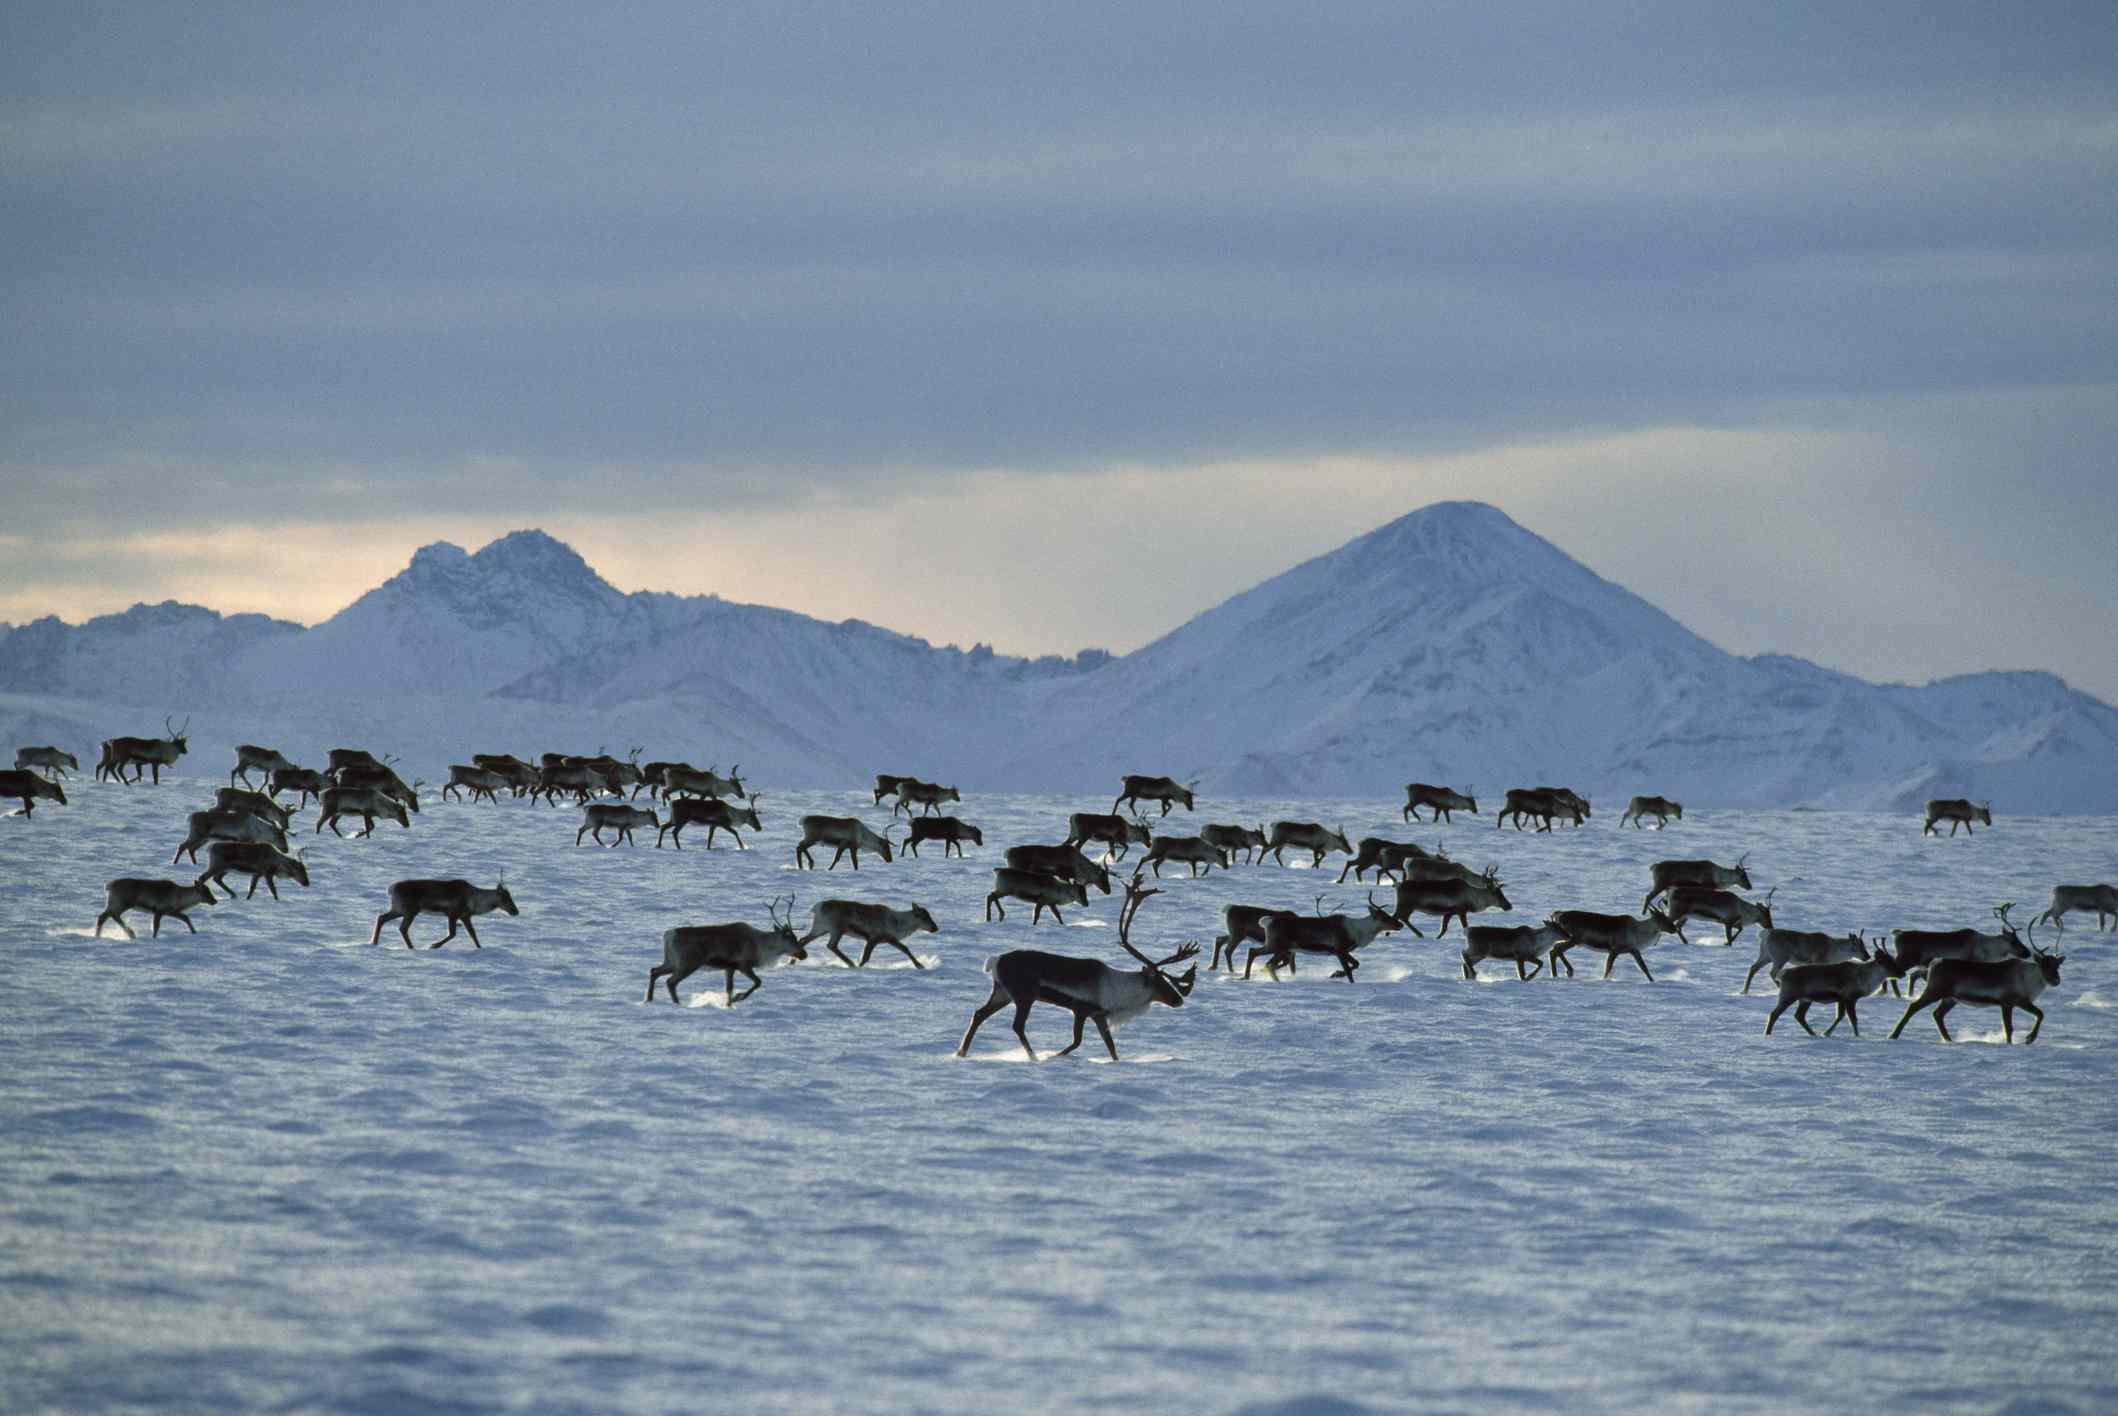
(1890, 945, 2064, 1044)
(1765, 942, 1910, 1037)
(1923, 798, 1992, 836)
(1743, 929, 1873, 994)
(1246, 894, 1407, 982)
(595, 748, 647, 797)
(316, 785, 411, 838)
(891, 779, 961, 818)
(1891, 904, 2031, 987)
(1065, 811, 1154, 861)
(1496, 787, 1585, 832)
(335, 761, 420, 813)
(1461, 921, 1570, 981)
(535, 760, 611, 804)
(663, 764, 746, 800)
(1620, 795, 1682, 828)
(1391, 871, 1510, 938)
(326, 748, 385, 776)
(0, 769, 66, 817)
(1548, 908, 1683, 980)
(95, 877, 218, 938)
(1144, 834, 1230, 878)
(1664, 886, 1775, 945)
(631, 760, 684, 799)
(13, 746, 79, 780)
(904, 816, 982, 858)
(1337, 836, 1435, 884)
(796, 816, 894, 870)
(103, 717, 191, 784)
(985, 868, 1090, 924)
(268, 766, 331, 806)
(656, 795, 762, 849)
(371, 879, 519, 949)
(797, 899, 941, 969)
(1403, 784, 1478, 823)
(1210, 903, 1300, 972)
(1267, 822, 1353, 868)
(442, 764, 511, 803)
(647, 897, 806, 1006)
(956, 869, 1196, 1061)
(1003, 844, 1112, 895)
(577, 803, 658, 847)
(230, 745, 297, 788)
(471, 754, 540, 797)
(1643, 856, 1752, 911)
(1113, 774, 1195, 817)
(872, 773, 914, 806)
(172, 808, 287, 864)
(2032, 884, 2117, 935)
(1200, 823, 1268, 865)
(200, 842, 311, 900)
(213, 788, 292, 831)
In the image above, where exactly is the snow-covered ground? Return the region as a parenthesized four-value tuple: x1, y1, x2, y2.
(4, 778, 2115, 1413)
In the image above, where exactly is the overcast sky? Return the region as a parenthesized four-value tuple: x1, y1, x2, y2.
(5, 3, 2116, 699)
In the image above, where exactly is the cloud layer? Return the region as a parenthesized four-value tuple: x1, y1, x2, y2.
(6, 3, 2116, 696)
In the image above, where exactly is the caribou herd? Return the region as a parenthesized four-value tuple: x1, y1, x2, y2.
(8, 730, 2102, 1053)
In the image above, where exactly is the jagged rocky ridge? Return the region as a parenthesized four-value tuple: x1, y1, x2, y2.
(5, 507, 2116, 809)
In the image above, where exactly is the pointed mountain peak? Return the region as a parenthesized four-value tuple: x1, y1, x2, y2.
(471, 528, 603, 582)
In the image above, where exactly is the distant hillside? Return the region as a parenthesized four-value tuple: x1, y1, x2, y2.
(5, 504, 2116, 810)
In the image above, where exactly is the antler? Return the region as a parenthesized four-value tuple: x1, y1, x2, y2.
(1114, 866, 1163, 959)
(1155, 940, 1201, 970)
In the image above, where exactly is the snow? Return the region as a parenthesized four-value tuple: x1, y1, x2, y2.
(7, 503, 2117, 809)
(4, 775, 2116, 1412)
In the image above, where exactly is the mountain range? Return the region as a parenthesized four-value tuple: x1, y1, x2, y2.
(5, 502, 2115, 810)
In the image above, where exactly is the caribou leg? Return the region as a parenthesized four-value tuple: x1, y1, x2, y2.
(1053, 1009, 1089, 1058)
(1009, 996, 1040, 1060)
(824, 929, 858, 969)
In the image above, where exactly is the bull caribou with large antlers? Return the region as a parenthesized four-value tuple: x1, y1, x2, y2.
(957, 867, 1197, 1061)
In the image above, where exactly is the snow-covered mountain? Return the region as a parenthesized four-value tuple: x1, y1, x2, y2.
(5, 504, 2115, 809)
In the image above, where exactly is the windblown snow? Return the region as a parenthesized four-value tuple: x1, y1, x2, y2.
(3, 777, 2115, 1413)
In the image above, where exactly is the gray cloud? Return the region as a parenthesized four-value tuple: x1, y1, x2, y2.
(5, 2, 2116, 695)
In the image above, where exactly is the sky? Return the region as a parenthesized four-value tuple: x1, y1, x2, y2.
(4, 2, 2116, 700)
